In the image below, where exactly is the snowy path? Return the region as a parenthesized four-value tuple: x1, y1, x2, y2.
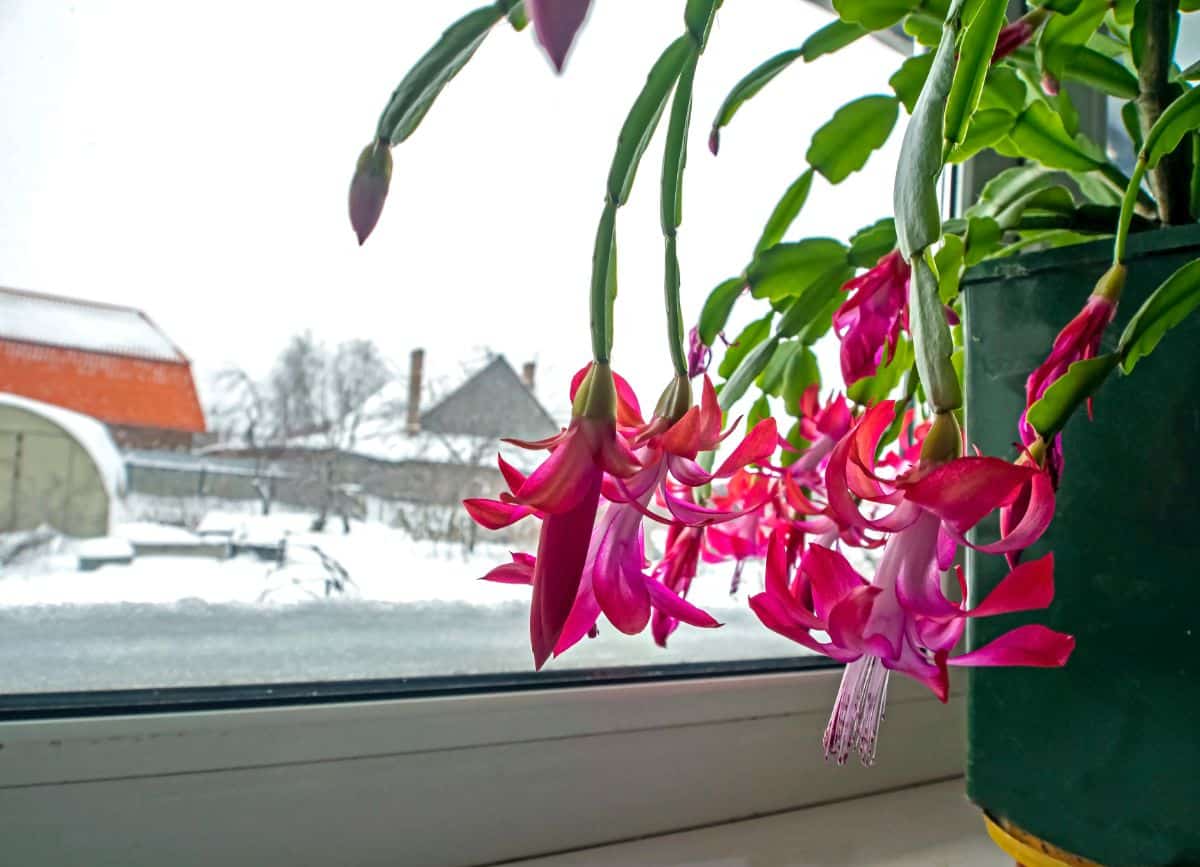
(0, 600, 801, 693)
(0, 519, 806, 693)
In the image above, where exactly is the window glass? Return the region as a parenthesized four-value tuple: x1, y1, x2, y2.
(0, 1, 904, 694)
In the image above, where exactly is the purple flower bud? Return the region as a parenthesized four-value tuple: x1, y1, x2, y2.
(527, 0, 592, 73)
(686, 326, 712, 379)
(348, 139, 392, 246)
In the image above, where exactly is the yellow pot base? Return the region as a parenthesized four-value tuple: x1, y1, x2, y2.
(982, 814, 1104, 867)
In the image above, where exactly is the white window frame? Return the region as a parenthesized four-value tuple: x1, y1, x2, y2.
(0, 667, 963, 866)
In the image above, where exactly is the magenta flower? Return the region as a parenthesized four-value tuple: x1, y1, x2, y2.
(751, 528, 1073, 765)
(833, 251, 911, 386)
(549, 376, 775, 647)
(650, 517, 706, 647)
(748, 402, 1073, 763)
(468, 372, 776, 665)
(464, 362, 640, 668)
(1019, 275, 1121, 483)
(527, 0, 592, 73)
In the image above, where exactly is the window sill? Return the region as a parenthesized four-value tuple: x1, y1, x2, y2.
(0, 667, 963, 866)
(504, 778, 998, 867)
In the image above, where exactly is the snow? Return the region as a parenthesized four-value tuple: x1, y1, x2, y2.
(0, 288, 183, 361)
(0, 392, 126, 497)
(113, 521, 201, 545)
(0, 514, 806, 693)
(74, 536, 134, 560)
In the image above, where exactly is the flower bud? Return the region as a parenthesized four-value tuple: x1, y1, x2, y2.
(348, 139, 392, 246)
(652, 375, 693, 424)
(571, 362, 617, 421)
(920, 411, 962, 467)
(1091, 263, 1127, 304)
(686, 326, 712, 378)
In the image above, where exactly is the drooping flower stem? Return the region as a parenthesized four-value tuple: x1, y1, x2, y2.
(660, 4, 719, 378)
(1114, 156, 1148, 265)
(663, 227, 689, 377)
(590, 201, 618, 363)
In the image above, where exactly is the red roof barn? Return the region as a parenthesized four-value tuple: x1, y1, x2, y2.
(0, 287, 206, 450)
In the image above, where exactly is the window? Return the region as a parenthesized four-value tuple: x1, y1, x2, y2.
(0, 1, 906, 699)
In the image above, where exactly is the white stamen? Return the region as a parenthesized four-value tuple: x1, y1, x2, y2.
(823, 656, 891, 767)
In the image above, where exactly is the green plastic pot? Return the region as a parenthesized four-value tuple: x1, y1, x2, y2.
(962, 224, 1200, 867)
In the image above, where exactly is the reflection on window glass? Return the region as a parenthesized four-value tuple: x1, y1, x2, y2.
(0, 1, 904, 693)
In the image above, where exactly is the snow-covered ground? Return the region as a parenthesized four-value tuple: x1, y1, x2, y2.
(0, 515, 803, 693)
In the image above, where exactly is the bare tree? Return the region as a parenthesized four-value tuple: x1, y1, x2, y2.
(267, 331, 326, 439)
(207, 367, 276, 514)
(329, 339, 391, 450)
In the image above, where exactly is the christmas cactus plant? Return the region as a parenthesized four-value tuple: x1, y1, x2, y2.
(348, 0, 1200, 766)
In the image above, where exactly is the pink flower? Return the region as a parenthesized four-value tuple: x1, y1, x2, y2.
(749, 403, 1073, 763)
(464, 362, 640, 668)
(549, 376, 775, 648)
(751, 528, 1073, 765)
(1019, 284, 1120, 483)
(467, 371, 776, 665)
(650, 517, 706, 648)
(527, 0, 592, 73)
(833, 251, 911, 386)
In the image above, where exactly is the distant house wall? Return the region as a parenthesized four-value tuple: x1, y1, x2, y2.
(0, 404, 110, 537)
(126, 450, 504, 509)
(419, 358, 558, 441)
(110, 425, 194, 452)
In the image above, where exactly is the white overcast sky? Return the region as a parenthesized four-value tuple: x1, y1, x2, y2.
(0, 1, 906, 417)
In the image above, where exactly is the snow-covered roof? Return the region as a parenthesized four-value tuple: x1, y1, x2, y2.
(0, 287, 186, 362)
(0, 392, 127, 497)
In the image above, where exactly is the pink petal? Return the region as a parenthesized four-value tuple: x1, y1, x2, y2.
(659, 406, 704, 457)
(986, 470, 1056, 556)
(948, 624, 1075, 668)
(504, 431, 566, 450)
(903, 457, 1038, 536)
(516, 427, 598, 513)
(966, 553, 1055, 618)
(612, 370, 645, 427)
(592, 514, 652, 635)
(764, 529, 792, 600)
(481, 555, 535, 585)
(497, 455, 528, 493)
(748, 593, 858, 661)
(803, 544, 867, 621)
(530, 473, 602, 669)
(936, 524, 957, 571)
(645, 576, 720, 628)
(598, 427, 643, 478)
(827, 585, 900, 660)
(667, 454, 714, 487)
(553, 564, 602, 656)
(463, 497, 535, 530)
(713, 418, 779, 477)
(663, 486, 763, 527)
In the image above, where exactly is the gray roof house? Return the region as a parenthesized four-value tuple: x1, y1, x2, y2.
(135, 353, 559, 522)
